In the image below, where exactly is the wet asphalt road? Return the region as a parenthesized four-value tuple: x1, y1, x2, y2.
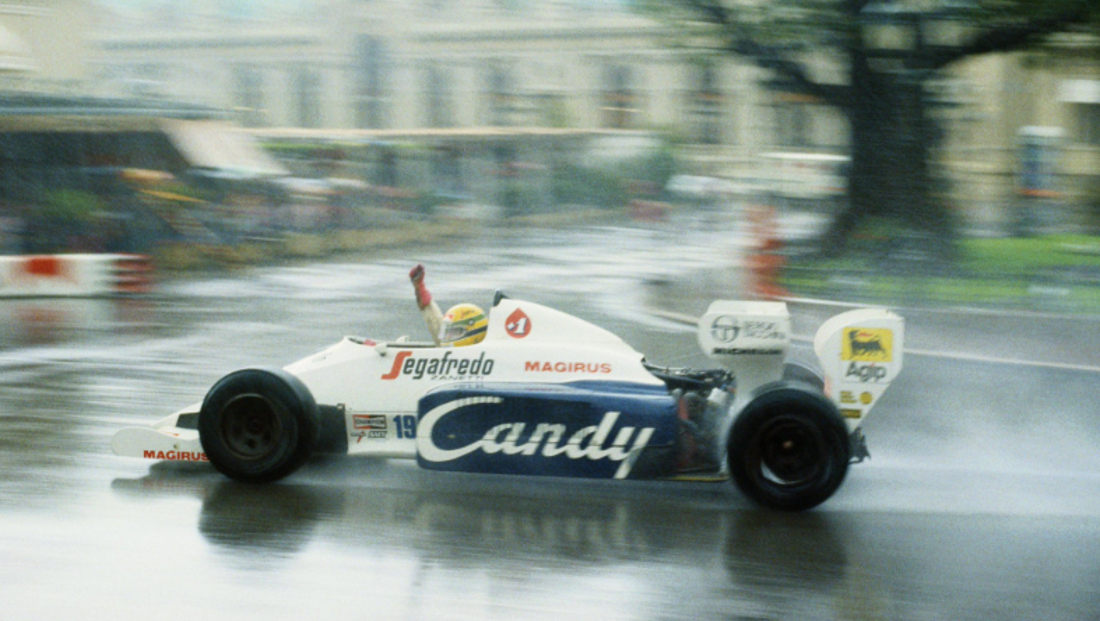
(1, 222, 1099, 620)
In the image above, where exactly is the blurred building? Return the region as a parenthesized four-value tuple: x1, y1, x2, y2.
(941, 33, 1100, 229)
(0, 1, 97, 91)
(86, 1, 1100, 226)
(89, 0, 832, 173)
(0, 0, 287, 199)
(0, 2, 295, 255)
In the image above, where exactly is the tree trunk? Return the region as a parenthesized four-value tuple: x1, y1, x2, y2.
(821, 51, 958, 263)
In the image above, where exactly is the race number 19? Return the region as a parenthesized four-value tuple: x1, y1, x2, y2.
(394, 414, 417, 439)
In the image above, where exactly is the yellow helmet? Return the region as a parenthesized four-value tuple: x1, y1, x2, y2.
(439, 303, 488, 347)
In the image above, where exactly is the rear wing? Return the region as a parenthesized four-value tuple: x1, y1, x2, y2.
(697, 301, 791, 396)
(696, 301, 904, 429)
(813, 308, 905, 428)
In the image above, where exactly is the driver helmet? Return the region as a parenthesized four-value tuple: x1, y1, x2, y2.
(439, 303, 488, 347)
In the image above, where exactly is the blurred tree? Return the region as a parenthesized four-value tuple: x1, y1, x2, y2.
(644, 0, 1100, 260)
(26, 190, 104, 253)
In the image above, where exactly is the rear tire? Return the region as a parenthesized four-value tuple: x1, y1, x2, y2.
(729, 383, 849, 511)
(782, 362, 825, 392)
(198, 368, 319, 484)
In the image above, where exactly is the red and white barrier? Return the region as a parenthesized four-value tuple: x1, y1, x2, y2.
(0, 254, 153, 297)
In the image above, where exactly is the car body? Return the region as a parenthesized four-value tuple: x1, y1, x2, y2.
(112, 293, 904, 510)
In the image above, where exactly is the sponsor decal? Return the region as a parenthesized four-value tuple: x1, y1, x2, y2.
(353, 415, 387, 430)
(524, 361, 612, 374)
(711, 347, 783, 355)
(741, 320, 785, 340)
(353, 414, 415, 441)
(845, 362, 888, 383)
(380, 351, 412, 380)
(381, 350, 495, 381)
(505, 308, 531, 339)
(143, 450, 209, 462)
(840, 390, 875, 405)
(418, 397, 655, 479)
(842, 328, 893, 362)
(710, 316, 786, 344)
(840, 409, 862, 420)
(710, 316, 740, 343)
(354, 430, 390, 443)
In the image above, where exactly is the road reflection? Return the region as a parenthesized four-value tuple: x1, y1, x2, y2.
(0, 298, 156, 347)
(111, 459, 854, 605)
(108, 457, 1100, 619)
(114, 463, 724, 563)
(726, 510, 847, 586)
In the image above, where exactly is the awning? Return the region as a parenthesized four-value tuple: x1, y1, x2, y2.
(159, 119, 289, 177)
(0, 20, 35, 73)
(1059, 79, 1100, 104)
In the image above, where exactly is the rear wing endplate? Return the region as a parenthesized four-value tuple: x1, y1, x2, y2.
(813, 308, 905, 428)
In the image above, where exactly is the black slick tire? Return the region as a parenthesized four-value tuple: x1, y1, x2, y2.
(729, 382, 850, 511)
(198, 368, 319, 484)
(782, 362, 825, 392)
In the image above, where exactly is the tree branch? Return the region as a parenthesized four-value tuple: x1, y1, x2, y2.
(683, 0, 852, 109)
(933, 1, 1100, 69)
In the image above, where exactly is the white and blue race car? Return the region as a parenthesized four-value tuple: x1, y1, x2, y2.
(112, 287, 903, 511)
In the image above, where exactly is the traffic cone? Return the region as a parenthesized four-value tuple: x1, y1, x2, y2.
(746, 205, 789, 299)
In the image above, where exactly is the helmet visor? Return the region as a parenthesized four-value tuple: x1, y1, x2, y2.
(440, 322, 469, 342)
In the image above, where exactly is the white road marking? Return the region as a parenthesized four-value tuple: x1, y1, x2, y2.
(899, 347, 1100, 374)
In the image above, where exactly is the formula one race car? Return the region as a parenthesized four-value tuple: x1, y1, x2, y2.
(112, 272, 904, 511)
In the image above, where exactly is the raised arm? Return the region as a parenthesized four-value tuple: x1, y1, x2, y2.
(409, 263, 443, 345)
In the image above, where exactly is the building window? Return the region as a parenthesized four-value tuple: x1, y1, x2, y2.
(425, 66, 454, 128)
(774, 93, 812, 148)
(295, 67, 321, 129)
(355, 36, 390, 129)
(690, 62, 725, 145)
(1078, 104, 1100, 147)
(486, 65, 516, 126)
(234, 65, 264, 128)
(602, 64, 636, 129)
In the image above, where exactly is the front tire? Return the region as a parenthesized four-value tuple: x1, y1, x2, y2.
(729, 383, 849, 511)
(198, 368, 319, 484)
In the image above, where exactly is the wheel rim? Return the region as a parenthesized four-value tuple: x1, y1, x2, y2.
(757, 417, 825, 486)
(220, 394, 284, 460)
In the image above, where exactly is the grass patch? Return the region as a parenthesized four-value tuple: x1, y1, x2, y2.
(780, 234, 1100, 313)
(961, 236, 1100, 273)
(923, 277, 1030, 304)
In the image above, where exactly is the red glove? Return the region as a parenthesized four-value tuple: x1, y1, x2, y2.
(409, 263, 432, 309)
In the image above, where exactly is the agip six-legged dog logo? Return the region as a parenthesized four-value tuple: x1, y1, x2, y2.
(842, 328, 893, 362)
